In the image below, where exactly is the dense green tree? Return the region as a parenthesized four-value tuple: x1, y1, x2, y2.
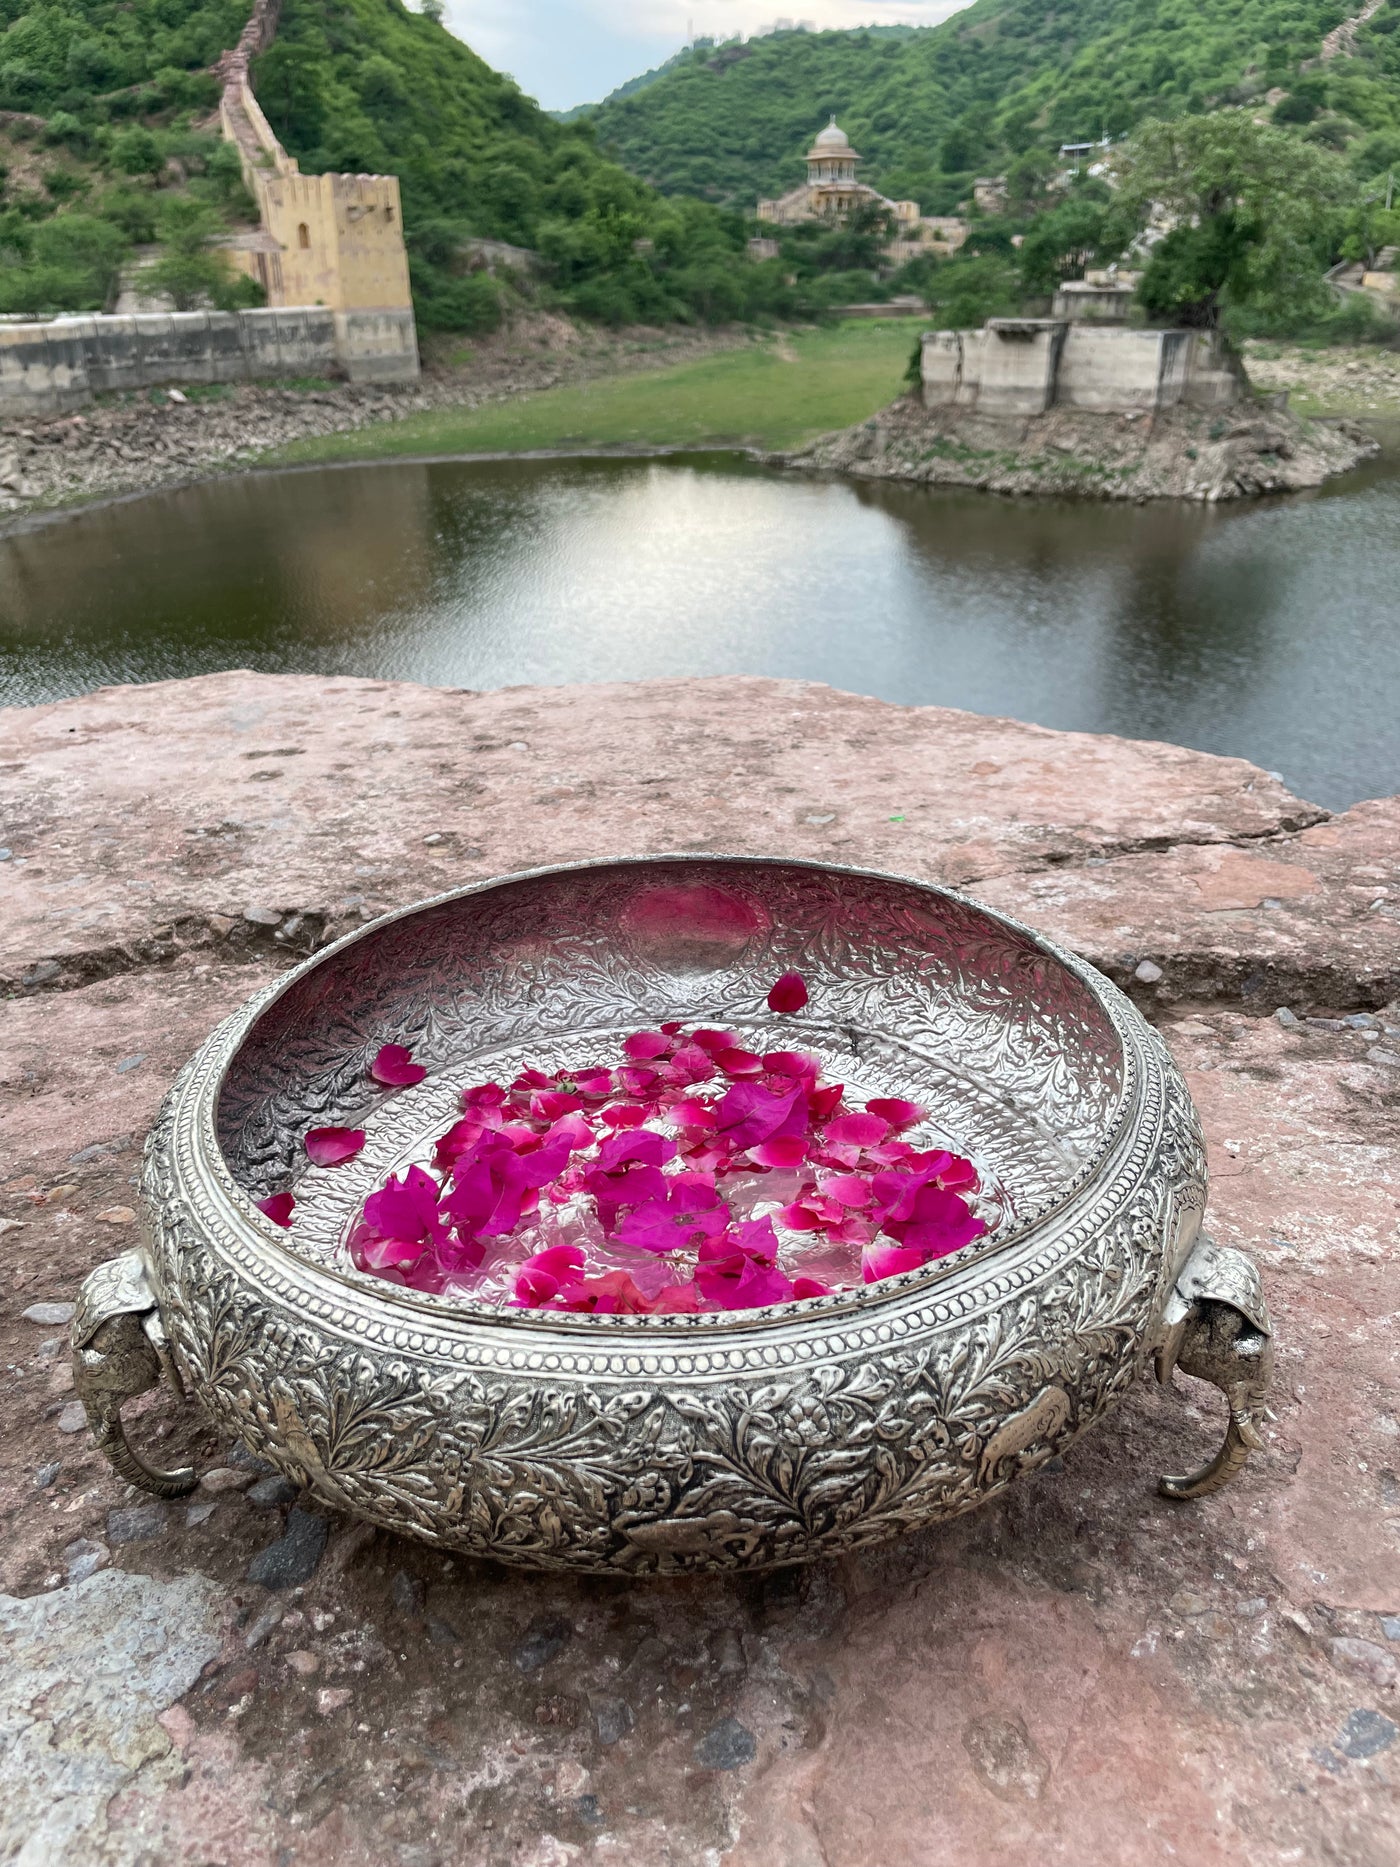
(144, 197, 232, 310)
(1016, 191, 1130, 294)
(1118, 112, 1352, 324)
(0, 211, 127, 312)
(110, 124, 164, 182)
(253, 41, 330, 147)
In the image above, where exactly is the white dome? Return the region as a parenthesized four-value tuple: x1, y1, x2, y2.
(814, 117, 850, 149)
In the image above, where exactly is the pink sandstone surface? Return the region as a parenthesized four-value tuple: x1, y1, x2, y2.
(1, 674, 1397, 1867)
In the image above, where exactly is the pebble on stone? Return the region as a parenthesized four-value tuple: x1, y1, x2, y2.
(709, 1627, 747, 1676)
(1337, 1709, 1398, 1760)
(591, 1695, 635, 1747)
(693, 1716, 757, 1771)
(63, 1538, 110, 1584)
(226, 1443, 276, 1472)
(246, 1475, 300, 1508)
(107, 1503, 169, 1546)
(391, 1569, 426, 1618)
(199, 1466, 255, 1495)
(316, 1686, 353, 1716)
(244, 1601, 285, 1650)
(1274, 1006, 1300, 1028)
(56, 1401, 87, 1434)
(1329, 1636, 1398, 1689)
(23, 1302, 75, 1326)
(514, 1613, 573, 1674)
(34, 1461, 60, 1489)
(1133, 959, 1164, 984)
(186, 1501, 217, 1527)
(246, 1508, 330, 1590)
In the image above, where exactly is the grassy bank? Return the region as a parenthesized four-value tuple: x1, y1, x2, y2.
(1242, 341, 1400, 419)
(267, 320, 917, 466)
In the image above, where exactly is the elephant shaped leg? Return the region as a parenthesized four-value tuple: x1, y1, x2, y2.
(71, 1249, 197, 1499)
(1154, 1236, 1274, 1501)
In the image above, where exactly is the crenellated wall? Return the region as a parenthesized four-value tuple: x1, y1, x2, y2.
(213, 0, 417, 378)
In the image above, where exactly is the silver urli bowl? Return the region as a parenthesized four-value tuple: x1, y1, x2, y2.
(72, 857, 1274, 1575)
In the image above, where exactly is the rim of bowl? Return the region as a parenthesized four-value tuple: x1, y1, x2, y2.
(176, 852, 1154, 1334)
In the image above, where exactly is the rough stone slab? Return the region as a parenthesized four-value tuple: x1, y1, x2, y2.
(0, 953, 282, 1172)
(2, 991, 1398, 1862)
(0, 1568, 224, 1863)
(973, 797, 1400, 1009)
(0, 672, 1325, 990)
(0, 678, 1397, 1864)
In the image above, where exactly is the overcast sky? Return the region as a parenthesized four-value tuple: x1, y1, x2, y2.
(446, 1, 971, 114)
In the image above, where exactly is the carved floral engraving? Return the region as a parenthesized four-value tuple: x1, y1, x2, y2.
(131, 860, 1213, 1573)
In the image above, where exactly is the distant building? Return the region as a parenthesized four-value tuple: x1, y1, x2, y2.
(1051, 280, 1136, 323)
(756, 118, 968, 265)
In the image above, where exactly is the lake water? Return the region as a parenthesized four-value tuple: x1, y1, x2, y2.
(2, 449, 1398, 809)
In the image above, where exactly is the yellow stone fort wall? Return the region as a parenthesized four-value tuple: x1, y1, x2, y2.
(216, 0, 414, 322)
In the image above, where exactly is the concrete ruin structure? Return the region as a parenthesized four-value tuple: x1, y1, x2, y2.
(922, 318, 1242, 417)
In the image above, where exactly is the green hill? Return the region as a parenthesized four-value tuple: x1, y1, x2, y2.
(252, 0, 819, 328)
(0, 0, 819, 329)
(585, 3, 1400, 213)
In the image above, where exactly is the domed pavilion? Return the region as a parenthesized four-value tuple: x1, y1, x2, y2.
(756, 117, 965, 261)
(758, 116, 915, 226)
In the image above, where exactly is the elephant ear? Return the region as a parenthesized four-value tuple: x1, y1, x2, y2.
(1173, 1236, 1271, 1338)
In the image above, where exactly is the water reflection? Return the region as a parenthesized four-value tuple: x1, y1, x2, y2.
(1, 450, 1397, 808)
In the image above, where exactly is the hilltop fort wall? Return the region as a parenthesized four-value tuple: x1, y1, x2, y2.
(0, 0, 418, 415)
(215, 0, 418, 383)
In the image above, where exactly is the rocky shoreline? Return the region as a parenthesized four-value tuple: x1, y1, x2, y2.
(0, 317, 752, 527)
(778, 393, 1381, 501)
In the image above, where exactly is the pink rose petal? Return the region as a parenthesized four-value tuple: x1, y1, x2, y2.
(749, 1134, 808, 1170)
(691, 1027, 738, 1057)
(825, 1111, 890, 1149)
(650, 1280, 704, 1313)
(624, 1030, 671, 1061)
(766, 972, 809, 1015)
(866, 1097, 926, 1131)
(862, 1240, 928, 1283)
(305, 1127, 366, 1167)
(256, 1191, 295, 1228)
(599, 1102, 647, 1129)
(371, 1043, 427, 1087)
(716, 1046, 764, 1077)
(820, 1172, 873, 1208)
